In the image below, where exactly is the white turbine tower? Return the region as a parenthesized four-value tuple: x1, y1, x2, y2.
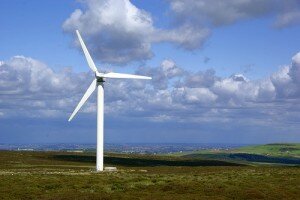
(68, 30, 151, 172)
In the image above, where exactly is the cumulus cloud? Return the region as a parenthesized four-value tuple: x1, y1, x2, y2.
(274, 0, 300, 28)
(1, 53, 300, 127)
(137, 59, 184, 90)
(290, 52, 300, 83)
(62, 0, 211, 64)
(62, 0, 300, 65)
(270, 52, 300, 98)
(182, 87, 218, 104)
(154, 24, 211, 50)
(140, 52, 300, 124)
(168, 0, 276, 26)
(63, 0, 154, 64)
(168, 0, 300, 28)
(0, 56, 90, 118)
(275, 10, 300, 28)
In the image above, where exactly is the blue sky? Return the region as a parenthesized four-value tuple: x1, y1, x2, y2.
(0, 0, 300, 144)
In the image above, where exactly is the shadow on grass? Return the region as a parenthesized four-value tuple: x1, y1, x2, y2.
(51, 154, 243, 167)
(183, 153, 300, 165)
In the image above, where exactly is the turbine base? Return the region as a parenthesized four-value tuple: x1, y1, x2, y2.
(104, 167, 117, 172)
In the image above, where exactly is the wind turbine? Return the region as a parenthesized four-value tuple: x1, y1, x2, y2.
(68, 30, 151, 172)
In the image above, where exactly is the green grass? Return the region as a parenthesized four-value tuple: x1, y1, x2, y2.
(169, 143, 300, 157)
(0, 150, 299, 199)
(167, 143, 300, 166)
(232, 143, 300, 157)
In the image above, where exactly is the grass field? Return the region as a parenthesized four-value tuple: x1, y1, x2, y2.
(169, 143, 300, 165)
(232, 143, 300, 157)
(0, 149, 299, 200)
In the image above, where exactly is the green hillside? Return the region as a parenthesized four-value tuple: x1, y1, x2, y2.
(232, 143, 300, 157)
(170, 143, 300, 165)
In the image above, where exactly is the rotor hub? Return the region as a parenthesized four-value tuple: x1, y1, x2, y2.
(97, 77, 105, 83)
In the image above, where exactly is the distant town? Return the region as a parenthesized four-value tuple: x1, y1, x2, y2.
(0, 143, 247, 154)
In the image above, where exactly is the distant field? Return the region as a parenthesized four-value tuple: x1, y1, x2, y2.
(168, 143, 300, 165)
(0, 150, 299, 200)
(232, 143, 300, 157)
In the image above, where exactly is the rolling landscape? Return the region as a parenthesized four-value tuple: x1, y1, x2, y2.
(1, 1, 300, 199)
(0, 143, 299, 199)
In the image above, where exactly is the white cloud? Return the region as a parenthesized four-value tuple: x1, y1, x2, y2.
(1, 53, 300, 128)
(63, 0, 212, 64)
(62, 0, 300, 65)
(63, 0, 154, 64)
(154, 24, 211, 50)
(168, 0, 276, 26)
(275, 10, 300, 28)
(274, 0, 300, 28)
(184, 88, 217, 104)
(290, 52, 300, 83)
(0, 56, 90, 118)
(137, 59, 184, 90)
(168, 0, 300, 28)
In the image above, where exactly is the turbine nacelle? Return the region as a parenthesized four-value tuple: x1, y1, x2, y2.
(95, 71, 105, 82)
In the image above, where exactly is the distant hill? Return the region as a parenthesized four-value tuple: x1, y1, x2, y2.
(231, 143, 300, 157)
(176, 143, 300, 165)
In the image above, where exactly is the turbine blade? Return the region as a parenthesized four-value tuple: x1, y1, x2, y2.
(68, 79, 97, 121)
(102, 72, 152, 80)
(76, 30, 98, 73)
